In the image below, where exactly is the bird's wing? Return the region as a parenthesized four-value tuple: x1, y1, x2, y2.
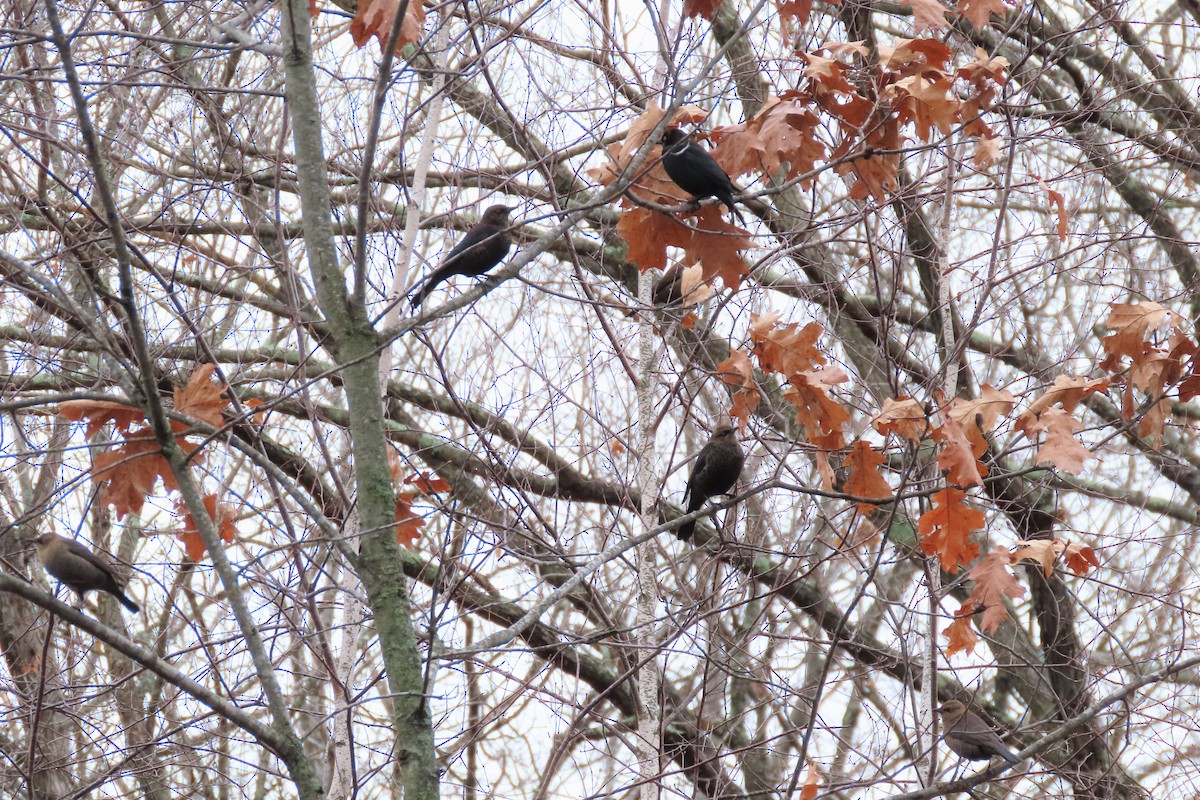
(64, 540, 120, 580)
(684, 446, 713, 505)
(948, 727, 1005, 750)
(441, 227, 492, 266)
(689, 149, 735, 190)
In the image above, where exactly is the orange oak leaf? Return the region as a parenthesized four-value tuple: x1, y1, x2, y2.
(844, 441, 894, 513)
(943, 603, 980, 657)
(177, 494, 238, 563)
(918, 486, 983, 572)
(800, 763, 822, 800)
(778, 0, 815, 29)
(616, 205, 752, 289)
(679, 207, 754, 290)
(815, 451, 836, 492)
(1036, 178, 1068, 242)
(58, 399, 144, 439)
(405, 472, 451, 496)
(710, 95, 827, 182)
(749, 314, 826, 378)
(175, 364, 229, 428)
(957, 0, 1009, 28)
(1020, 375, 1110, 419)
(947, 384, 1014, 438)
(891, 74, 959, 142)
(871, 396, 929, 443)
(673, 263, 716, 308)
(800, 52, 856, 94)
(717, 348, 762, 430)
(349, 0, 426, 55)
(932, 416, 986, 487)
(878, 38, 954, 71)
(1100, 301, 1180, 371)
(92, 429, 174, 519)
(1063, 541, 1100, 575)
(958, 47, 1009, 84)
(784, 367, 850, 449)
(972, 135, 1003, 167)
(683, 0, 721, 17)
(617, 208, 687, 270)
(966, 546, 1025, 633)
(1011, 539, 1064, 577)
(1024, 407, 1091, 473)
(395, 493, 424, 549)
(904, 0, 951, 31)
(1138, 396, 1172, 445)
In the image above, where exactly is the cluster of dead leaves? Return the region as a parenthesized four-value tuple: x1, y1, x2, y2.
(708, 310, 1164, 657)
(684, 0, 1015, 40)
(345, 0, 425, 55)
(589, 42, 1007, 304)
(942, 540, 1100, 655)
(389, 448, 451, 548)
(58, 364, 237, 561)
(588, 104, 755, 306)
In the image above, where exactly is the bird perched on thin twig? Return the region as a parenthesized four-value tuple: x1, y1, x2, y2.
(34, 532, 139, 612)
(409, 205, 514, 309)
(660, 128, 746, 225)
(676, 423, 744, 541)
(937, 700, 1020, 763)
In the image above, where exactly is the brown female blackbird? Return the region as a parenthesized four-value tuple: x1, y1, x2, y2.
(937, 700, 1020, 763)
(653, 264, 684, 306)
(35, 532, 139, 612)
(677, 423, 744, 541)
(409, 205, 514, 308)
(660, 128, 746, 225)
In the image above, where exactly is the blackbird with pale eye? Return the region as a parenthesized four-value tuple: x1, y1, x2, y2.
(676, 423, 744, 541)
(409, 205, 514, 309)
(660, 128, 746, 225)
(937, 700, 1020, 764)
(34, 533, 139, 612)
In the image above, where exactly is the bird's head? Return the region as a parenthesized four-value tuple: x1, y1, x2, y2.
(712, 422, 736, 438)
(483, 205, 514, 226)
(936, 700, 969, 722)
(662, 127, 689, 148)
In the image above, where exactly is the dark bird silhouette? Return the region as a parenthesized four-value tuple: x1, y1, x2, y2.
(677, 423, 744, 541)
(409, 205, 514, 308)
(937, 700, 1020, 763)
(660, 128, 746, 225)
(653, 264, 684, 306)
(35, 533, 139, 612)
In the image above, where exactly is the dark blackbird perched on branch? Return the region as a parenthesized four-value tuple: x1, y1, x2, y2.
(660, 128, 746, 225)
(35, 532, 139, 612)
(937, 700, 1020, 763)
(409, 205, 514, 308)
(676, 423, 744, 541)
(653, 264, 684, 306)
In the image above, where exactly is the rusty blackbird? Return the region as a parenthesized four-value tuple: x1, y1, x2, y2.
(409, 205, 514, 308)
(937, 700, 1020, 763)
(660, 128, 746, 225)
(677, 423, 744, 541)
(653, 264, 684, 306)
(35, 532, 139, 612)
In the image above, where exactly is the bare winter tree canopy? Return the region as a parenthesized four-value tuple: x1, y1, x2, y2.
(2, 0, 1199, 798)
